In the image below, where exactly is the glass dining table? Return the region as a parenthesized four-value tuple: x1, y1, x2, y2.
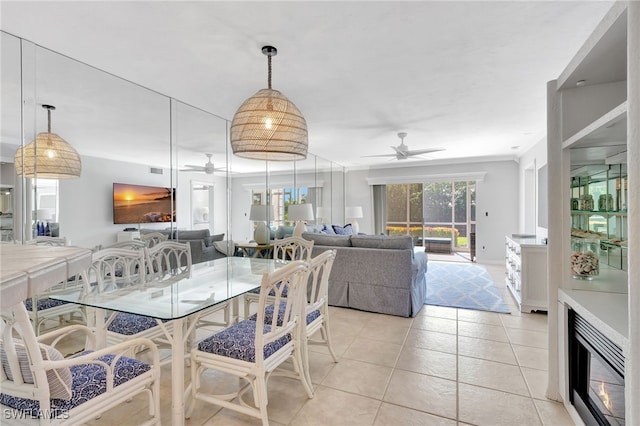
(51, 256, 287, 426)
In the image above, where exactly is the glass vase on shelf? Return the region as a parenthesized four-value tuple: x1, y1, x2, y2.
(571, 238, 600, 280)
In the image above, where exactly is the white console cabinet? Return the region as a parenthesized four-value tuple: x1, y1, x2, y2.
(505, 235, 548, 313)
(116, 231, 140, 242)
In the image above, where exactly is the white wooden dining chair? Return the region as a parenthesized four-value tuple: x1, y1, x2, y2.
(300, 249, 338, 383)
(23, 236, 85, 335)
(102, 239, 148, 250)
(104, 242, 192, 361)
(145, 240, 192, 282)
(249, 249, 338, 389)
(24, 236, 68, 246)
(139, 232, 168, 248)
(186, 260, 312, 426)
(0, 301, 162, 425)
(243, 236, 314, 319)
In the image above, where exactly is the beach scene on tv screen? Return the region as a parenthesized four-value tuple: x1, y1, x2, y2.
(113, 183, 175, 224)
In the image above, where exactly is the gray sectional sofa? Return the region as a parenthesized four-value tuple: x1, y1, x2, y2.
(301, 233, 428, 317)
(139, 228, 227, 264)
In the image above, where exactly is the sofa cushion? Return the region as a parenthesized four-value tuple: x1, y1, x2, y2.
(332, 224, 353, 235)
(351, 235, 414, 250)
(302, 232, 351, 247)
(203, 233, 225, 247)
(175, 229, 210, 241)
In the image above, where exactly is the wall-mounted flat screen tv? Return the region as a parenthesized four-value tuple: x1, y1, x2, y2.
(113, 183, 176, 224)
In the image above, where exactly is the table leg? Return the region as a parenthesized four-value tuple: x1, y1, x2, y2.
(171, 317, 186, 426)
(86, 307, 107, 349)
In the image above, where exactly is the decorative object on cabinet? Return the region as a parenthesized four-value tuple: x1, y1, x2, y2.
(230, 45, 308, 161)
(570, 238, 600, 279)
(504, 235, 547, 313)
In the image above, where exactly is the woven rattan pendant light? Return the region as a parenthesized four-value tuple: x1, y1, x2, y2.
(230, 46, 308, 161)
(14, 104, 81, 179)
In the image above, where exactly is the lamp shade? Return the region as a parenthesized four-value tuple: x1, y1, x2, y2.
(288, 203, 314, 222)
(231, 88, 308, 161)
(14, 132, 81, 179)
(249, 204, 275, 222)
(230, 46, 308, 161)
(345, 206, 364, 219)
(14, 105, 81, 179)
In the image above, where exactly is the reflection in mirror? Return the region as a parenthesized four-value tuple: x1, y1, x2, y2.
(172, 100, 228, 241)
(4, 30, 346, 251)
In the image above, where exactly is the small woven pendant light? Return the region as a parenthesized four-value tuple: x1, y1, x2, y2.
(14, 104, 81, 179)
(230, 46, 308, 161)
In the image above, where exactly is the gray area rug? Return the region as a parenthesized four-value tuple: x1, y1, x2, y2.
(425, 261, 511, 314)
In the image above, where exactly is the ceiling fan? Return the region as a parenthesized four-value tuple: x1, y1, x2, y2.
(180, 154, 226, 174)
(363, 132, 445, 160)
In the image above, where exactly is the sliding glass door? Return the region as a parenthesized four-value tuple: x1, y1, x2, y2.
(385, 181, 476, 252)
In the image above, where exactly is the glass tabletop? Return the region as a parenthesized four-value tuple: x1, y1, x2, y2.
(50, 257, 287, 320)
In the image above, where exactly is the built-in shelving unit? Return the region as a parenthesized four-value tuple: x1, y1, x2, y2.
(547, 2, 638, 424)
(505, 235, 547, 313)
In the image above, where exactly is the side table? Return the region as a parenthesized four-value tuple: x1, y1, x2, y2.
(236, 242, 274, 258)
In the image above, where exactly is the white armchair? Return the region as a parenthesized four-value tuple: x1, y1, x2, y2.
(0, 302, 161, 425)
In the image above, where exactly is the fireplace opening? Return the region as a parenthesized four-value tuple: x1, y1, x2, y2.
(569, 309, 625, 426)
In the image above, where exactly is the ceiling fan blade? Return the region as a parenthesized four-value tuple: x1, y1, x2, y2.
(183, 165, 205, 170)
(405, 148, 445, 156)
(361, 153, 397, 158)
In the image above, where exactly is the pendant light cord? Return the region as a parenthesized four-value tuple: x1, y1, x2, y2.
(267, 54, 272, 89)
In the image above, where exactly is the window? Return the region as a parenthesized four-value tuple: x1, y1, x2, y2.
(251, 187, 309, 226)
(385, 181, 476, 250)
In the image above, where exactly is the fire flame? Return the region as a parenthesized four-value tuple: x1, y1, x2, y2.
(599, 381, 613, 411)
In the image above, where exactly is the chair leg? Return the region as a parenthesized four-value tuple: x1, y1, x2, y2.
(254, 375, 270, 426)
(322, 316, 338, 362)
(294, 340, 314, 399)
(301, 337, 314, 395)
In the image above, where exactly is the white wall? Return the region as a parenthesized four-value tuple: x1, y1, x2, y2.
(345, 160, 520, 264)
(58, 155, 227, 249)
(518, 137, 549, 239)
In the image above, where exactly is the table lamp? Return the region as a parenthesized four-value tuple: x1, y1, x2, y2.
(288, 203, 314, 237)
(249, 204, 274, 244)
(345, 206, 364, 234)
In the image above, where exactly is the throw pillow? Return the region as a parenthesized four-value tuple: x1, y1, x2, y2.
(321, 224, 335, 234)
(0, 340, 73, 400)
(213, 240, 236, 256)
(332, 224, 353, 235)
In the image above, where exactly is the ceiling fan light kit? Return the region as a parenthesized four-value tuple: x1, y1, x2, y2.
(181, 153, 224, 174)
(14, 104, 82, 179)
(230, 45, 308, 161)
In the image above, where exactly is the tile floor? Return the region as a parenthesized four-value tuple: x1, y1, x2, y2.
(84, 262, 573, 425)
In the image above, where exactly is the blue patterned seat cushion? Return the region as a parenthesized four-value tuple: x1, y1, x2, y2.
(0, 351, 150, 418)
(24, 297, 71, 312)
(197, 320, 291, 362)
(247, 281, 289, 297)
(249, 303, 320, 326)
(107, 313, 167, 335)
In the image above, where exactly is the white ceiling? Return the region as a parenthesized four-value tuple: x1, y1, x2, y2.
(0, 1, 615, 171)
